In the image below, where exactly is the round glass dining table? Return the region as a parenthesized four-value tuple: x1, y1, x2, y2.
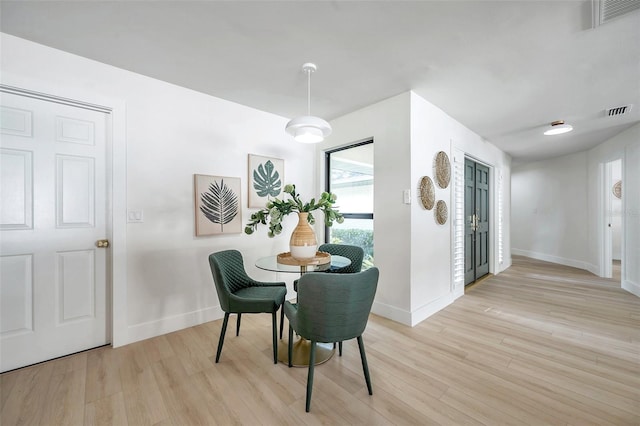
(255, 254, 351, 275)
(255, 253, 351, 366)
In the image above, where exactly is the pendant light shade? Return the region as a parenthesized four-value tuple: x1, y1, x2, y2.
(285, 115, 332, 143)
(544, 120, 573, 136)
(285, 63, 332, 143)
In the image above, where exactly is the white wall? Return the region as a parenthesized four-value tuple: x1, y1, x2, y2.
(1, 33, 315, 345)
(587, 123, 640, 296)
(318, 91, 511, 326)
(318, 92, 413, 323)
(410, 92, 512, 323)
(510, 122, 639, 297)
(511, 152, 590, 269)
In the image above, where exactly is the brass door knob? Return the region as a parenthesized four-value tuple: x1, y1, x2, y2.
(96, 239, 110, 248)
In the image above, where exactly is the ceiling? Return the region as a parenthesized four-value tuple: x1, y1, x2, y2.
(2, 1, 639, 164)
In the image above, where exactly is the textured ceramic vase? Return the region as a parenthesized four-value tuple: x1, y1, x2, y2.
(290, 212, 318, 259)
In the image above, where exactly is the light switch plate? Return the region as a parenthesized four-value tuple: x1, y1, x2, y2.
(127, 209, 144, 223)
(403, 189, 411, 204)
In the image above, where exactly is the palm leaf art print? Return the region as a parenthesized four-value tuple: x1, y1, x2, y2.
(253, 160, 282, 198)
(200, 179, 239, 232)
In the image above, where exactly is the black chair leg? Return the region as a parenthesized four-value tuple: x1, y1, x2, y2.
(288, 324, 293, 368)
(280, 305, 284, 339)
(272, 311, 278, 364)
(215, 312, 230, 363)
(306, 341, 317, 412)
(236, 313, 242, 336)
(357, 336, 372, 395)
(339, 341, 343, 356)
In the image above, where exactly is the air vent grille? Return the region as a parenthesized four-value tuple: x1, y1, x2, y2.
(593, 0, 640, 27)
(606, 104, 633, 116)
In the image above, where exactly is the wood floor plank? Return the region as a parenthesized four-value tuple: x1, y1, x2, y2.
(84, 392, 128, 426)
(1, 255, 638, 424)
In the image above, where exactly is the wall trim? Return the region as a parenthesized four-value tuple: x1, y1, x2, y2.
(453, 284, 465, 300)
(585, 262, 599, 276)
(127, 306, 224, 344)
(511, 248, 591, 272)
(622, 280, 640, 297)
(410, 293, 454, 326)
(372, 301, 411, 326)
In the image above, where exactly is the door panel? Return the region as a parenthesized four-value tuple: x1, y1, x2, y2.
(464, 159, 490, 285)
(464, 160, 475, 284)
(0, 92, 109, 372)
(475, 163, 490, 277)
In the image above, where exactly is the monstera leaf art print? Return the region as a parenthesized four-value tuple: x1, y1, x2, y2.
(194, 175, 242, 235)
(248, 154, 284, 207)
(253, 160, 281, 197)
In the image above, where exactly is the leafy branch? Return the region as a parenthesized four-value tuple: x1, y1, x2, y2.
(244, 184, 344, 237)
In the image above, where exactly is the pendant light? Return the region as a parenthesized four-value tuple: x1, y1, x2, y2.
(544, 120, 573, 136)
(285, 63, 332, 143)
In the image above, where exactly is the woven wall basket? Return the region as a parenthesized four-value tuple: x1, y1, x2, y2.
(434, 151, 451, 189)
(435, 200, 448, 225)
(419, 176, 435, 210)
(613, 180, 622, 199)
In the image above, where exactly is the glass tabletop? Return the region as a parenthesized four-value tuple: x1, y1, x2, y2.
(255, 254, 351, 273)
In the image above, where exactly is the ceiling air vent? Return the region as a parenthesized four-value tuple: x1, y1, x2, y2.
(606, 104, 633, 116)
(593, 0, 640, 27)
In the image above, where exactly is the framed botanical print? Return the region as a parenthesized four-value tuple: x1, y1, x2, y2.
(194, 174, 242, 235)
(248, 154, 284, 208)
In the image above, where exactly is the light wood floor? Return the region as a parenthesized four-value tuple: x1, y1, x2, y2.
(2, 256, 639, 425)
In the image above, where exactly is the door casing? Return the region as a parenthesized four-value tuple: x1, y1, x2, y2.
(464, 158, 490, 285)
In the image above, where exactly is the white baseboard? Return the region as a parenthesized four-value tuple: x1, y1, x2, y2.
(127, 306, 224, 345)
(511, 249, 590, 272)
(371, 301, 411, 326)
(585, 262, 599, 276)
(453, 284, 464, 300)
(622, 280, 640, 297)
(373, 292, 458, 327)
(410, 293, 454, 326)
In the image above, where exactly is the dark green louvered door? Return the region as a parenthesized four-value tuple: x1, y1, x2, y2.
(464, 159, 490, 286)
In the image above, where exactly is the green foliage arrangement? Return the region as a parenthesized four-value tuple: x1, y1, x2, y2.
(245, 184, 344, 237)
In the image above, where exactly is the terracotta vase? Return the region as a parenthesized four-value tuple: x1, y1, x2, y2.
(289, 212, 318, 259)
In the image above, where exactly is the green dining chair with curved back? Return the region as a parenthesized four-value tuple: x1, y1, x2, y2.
(293, 244, 364, 293)
(209, 250, 287, 364)
(292, 243, 365, 353)
(318, 243, 364, 274)
(285, 267, 379, 412)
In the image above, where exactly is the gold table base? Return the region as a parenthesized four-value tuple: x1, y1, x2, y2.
(277, 338, 335, 367)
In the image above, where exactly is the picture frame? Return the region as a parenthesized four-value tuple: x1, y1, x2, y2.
(248, 154, 284, 208)
(194, 174, 242, 236)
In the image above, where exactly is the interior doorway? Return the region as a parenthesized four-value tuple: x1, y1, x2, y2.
(605, 158, 623, 283)
(0, 90, 111, 372)
(464, 158, 490, 286)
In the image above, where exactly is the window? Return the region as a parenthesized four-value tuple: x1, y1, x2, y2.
(325, 140, 374, 268)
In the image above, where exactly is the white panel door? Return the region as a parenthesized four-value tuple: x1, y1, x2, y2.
(0, 92, 109, 372)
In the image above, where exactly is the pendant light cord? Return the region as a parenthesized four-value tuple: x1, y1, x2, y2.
(307, 68, 311, 116)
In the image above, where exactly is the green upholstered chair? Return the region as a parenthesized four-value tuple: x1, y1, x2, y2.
(209, 250, 287, 364)
(293, 244, 364, 292)
(285, 267, 379, 412)
(318, 243, 364, 274)
(293, 243, 365, 354)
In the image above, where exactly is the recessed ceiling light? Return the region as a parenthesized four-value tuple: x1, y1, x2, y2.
(544, 120, 573, 136)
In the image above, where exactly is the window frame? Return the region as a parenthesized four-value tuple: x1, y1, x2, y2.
(324, 139, 374, 242)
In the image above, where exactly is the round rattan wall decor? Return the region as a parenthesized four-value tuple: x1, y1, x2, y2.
(435, 200, 448, 225)
(613, 180, 622, 199)
(419, 176, 435, 210)
(434, 151, 451, 188)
